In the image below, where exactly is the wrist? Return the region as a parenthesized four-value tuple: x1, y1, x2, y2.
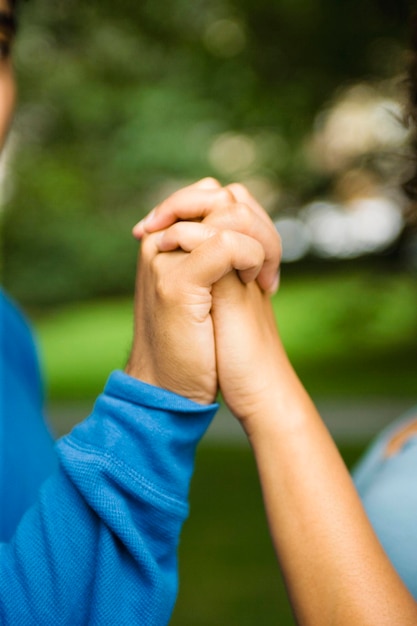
(125, 355, 217, 406)
(238, 363, 316, 443)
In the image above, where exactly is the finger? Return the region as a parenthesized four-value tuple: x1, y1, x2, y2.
(153, 221, 219, 253)
(226, 183, 281, 295)
(194, 177, 222, 190)
(226, 183, 272, 226)
(203, 202, 282, 294)
(181, 230, 266, 288)
(133, 183, 231, 239)
(132, 183, 235, 239)
(151, 221, 270, 290)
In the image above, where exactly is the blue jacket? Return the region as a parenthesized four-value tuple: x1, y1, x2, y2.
(0, 291, 217, 624)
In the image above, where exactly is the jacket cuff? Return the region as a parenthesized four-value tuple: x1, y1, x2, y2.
(57, 371, 218, 513)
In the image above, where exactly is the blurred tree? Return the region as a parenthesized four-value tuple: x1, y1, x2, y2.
(2, 0, 412, 305)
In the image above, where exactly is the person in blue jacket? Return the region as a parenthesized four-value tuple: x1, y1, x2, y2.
(0, 0, 282, 623)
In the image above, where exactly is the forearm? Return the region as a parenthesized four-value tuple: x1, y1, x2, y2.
(0, 372, 217, 624)
(245, 360, 417, 625)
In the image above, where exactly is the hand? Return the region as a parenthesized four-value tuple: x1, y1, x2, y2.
(126, 180, 276, 404)
(135, 178, 285, 423)
(133, 178, 281, 295)
(210, 183, 288, 427)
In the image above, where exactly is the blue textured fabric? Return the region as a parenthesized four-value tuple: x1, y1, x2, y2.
(0, 291, 218, 624)
(0, 289, 58, 541)
(353, 408, 417, 600)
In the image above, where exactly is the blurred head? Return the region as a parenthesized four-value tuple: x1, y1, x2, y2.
(0, 0, 16, 151)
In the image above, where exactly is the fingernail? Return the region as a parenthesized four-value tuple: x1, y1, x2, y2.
(268, 271, 280, 296)
(132, 221, 145, 239)
(142, 209, 156, 230)
(132, 209, 157, 239)
(153, 231, 166, 248)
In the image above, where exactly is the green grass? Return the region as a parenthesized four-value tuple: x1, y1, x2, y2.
(170, 441, 366, 626)
(33, 299, 135, 400)
(32, 268, 417, 400)
(274, 269, 417, 396)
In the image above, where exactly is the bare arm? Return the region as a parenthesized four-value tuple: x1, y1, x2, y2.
(145, 181, 417, 625)
(212, 271, 417, 626)
(241, 323, 417, 625)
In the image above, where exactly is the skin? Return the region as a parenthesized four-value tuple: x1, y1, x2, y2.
(0, 0, 16, 150)
(385, 418, 417, 457)
(126, 177, 282, 404)
(135, 190, 417, 624)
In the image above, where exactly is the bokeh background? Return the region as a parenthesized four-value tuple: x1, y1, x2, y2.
(2, 0, 417, 623)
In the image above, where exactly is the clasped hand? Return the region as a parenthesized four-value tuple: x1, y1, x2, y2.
(126, 178, 284, 425)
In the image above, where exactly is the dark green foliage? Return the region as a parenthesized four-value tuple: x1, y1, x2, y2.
(2, 0, 411, 305)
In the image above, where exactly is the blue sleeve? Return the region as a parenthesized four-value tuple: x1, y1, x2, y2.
(0, 289, 58, 540)
(0, 371, 217, 625)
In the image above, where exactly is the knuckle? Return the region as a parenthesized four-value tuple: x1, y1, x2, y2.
(166, 222, 181, 238)
(216, 228, 235, 249)
(214, 187, 236, 206)
(149, 253, 161, 275)
(200, 176, 221, 188)
(233, 202, 252, 226)
(227, 182, 250, 199)
(154, 267, 175, 302)
(202, 224, 219, 239)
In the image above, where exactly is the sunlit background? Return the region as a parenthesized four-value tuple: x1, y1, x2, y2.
(2, 1, 417, 624)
